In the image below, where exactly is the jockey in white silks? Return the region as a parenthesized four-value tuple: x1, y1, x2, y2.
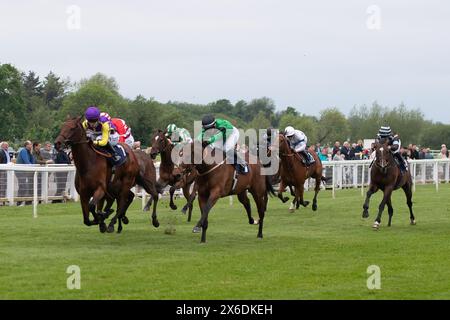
(284, 126, 314, 166)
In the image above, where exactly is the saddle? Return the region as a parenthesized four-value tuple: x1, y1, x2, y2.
(91, 144, 128, 167)
(298, 151, 315, 166)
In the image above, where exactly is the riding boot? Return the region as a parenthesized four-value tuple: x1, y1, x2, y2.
(395, 153, 407, 173)
(107, 143, 121, 162)
(300, 151, 310, 166)
(233, 150, 249, 174)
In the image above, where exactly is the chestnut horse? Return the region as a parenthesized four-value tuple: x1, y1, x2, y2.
(181, 142, 275, 243)
(362, 142, 416, 230)
(149, 130, 197, 221)
(55, 116, 141, 233)
(275, 134, 326, 212)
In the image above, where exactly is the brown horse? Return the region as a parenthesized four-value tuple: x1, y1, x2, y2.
(149, 130, 197, 221)
(275, 134, 326, 212)
(54, 116, 140, 233)
(181, 142, 275, 243)
(362, 142, 416, 230)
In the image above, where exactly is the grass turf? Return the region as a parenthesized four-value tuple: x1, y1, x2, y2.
(0, 184, 449, 300)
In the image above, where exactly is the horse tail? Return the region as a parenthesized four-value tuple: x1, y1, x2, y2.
(265, 175, 276, 197)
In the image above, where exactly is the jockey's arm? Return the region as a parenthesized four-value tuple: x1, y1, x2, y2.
(82, 120, 88, 130)
(93, 122, 110, 147)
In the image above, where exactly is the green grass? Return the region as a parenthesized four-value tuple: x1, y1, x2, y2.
(1, 184, 450, 300)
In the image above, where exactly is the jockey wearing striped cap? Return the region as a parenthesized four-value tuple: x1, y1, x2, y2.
(166, 124, 193, 146)
(376, 126, 408, 172)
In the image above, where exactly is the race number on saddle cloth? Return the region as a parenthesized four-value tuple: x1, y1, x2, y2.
(198, 115, 249, 175)
(376, 126, 408, 173)
(83, 107, 126, 166)
(284, 126, 315, 167)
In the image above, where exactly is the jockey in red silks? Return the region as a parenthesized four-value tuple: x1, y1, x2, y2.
(101, 113, 135, 148)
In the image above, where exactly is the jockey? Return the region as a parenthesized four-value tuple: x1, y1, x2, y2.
(166, 124, 193, 146)
(100, 112, 135, 148)
(199, 115, 248, 174)
(82, 106, 121, 161)
(376, 126, 408, 173)
(284, 126, 314, 166)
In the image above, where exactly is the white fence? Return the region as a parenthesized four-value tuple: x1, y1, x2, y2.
(1, 159, 449, 216)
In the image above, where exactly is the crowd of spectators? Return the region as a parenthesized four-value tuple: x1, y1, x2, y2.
(313, 141, 449, 162)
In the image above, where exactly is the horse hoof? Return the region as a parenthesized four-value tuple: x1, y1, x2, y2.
(170, 204, 178, 210)
(99, 223, 107, 233)
(152, 220, 160, 228)
(282, 197, 289, 203)
(107, 225, 115, 233)
(248, 218, 255, 225)
(253, 219, 259, 225)
(312, 204, 318, 211)
(372, 221, 380, 230)
(303, 201, 310, 207)
(117, 227, 122, 234)
(122, 216, 129, 225)
(362, 212, 369, 219)
(410, 220, 417, 225)
(193, 226, 202, 233)
(143, 206, 150, 212)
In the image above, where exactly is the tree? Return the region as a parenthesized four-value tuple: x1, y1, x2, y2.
(42, 71, 69, 110)
(247, 111, 271, 130)
(0, 63, 27, 140)
(318, 108, 349, 145)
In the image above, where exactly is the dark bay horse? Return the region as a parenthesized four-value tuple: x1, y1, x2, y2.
(150, 130, 197, 221)
(275, 134, 326, 212)
(362, 142, 416, 230)
(55, 116, 141, 233)
(181, 142, 275, 243)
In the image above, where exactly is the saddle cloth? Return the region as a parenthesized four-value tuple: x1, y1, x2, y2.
(299, 151, 315, 164)
(96, 144, 127, 167)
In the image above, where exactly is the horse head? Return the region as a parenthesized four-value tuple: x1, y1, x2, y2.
(54, 116, 85, 151)
(150, 129, 170, 160)
(374, 142, 393, 174)
(274, 133, 292, 156)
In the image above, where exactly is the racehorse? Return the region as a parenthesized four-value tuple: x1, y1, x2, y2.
(180, 142, 275, 243)
(54, 116, 140, 233)
(362, 142, 416, 230)
(149, 130, 197, 222)
(275, 133, 327, 212)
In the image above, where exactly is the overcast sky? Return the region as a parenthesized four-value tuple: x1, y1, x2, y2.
(1, 0, 449, 122)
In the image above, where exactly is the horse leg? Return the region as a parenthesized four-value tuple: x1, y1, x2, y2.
(373, 187, 393, 230)
(194, 191, 219, 243)
(143, 195, 153, 212)
(387, 198, 394, 227)
(115, 191, 134, 233)
(80, 193, 97, 227)
(296, 184, 309, 208)
(312, 177, 321, 212)
(187, 184, 197, 223)
(169, 186, 178, 210)
(277, 180, 289, 203)
(89, 188, 106, 232)
(250, 191, 266, 239)
(362, 185, 378, 218)
(237, 191, 256, 225)
(181, 184, 190, 214)
(402, 183, 416, 225)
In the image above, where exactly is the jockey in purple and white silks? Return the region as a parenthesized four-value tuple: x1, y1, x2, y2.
(284, 126, 314, 166)
(82, 106, 121, 161)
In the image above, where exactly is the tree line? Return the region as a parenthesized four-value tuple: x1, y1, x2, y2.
(1, 62, 449, 149)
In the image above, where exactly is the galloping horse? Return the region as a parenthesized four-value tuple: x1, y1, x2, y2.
(181, 142, 275, 243)
(54, 116, 140, 233)
(362, 142, 416, 230)
(275, 134, 326, 212)
(150, 130, 197, 221)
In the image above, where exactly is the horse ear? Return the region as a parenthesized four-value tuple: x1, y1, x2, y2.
(66, 114, 71, 120)
(76, 115, 83, 122)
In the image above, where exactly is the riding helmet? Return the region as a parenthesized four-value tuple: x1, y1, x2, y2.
(85, 106, 100, 121)
(202, 115, 216, 129)
(284, 126, 295, 137)
(167, 124, 178, 135)
(378, 126, 392, 138)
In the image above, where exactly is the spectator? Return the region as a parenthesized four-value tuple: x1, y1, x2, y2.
(133, 141, 141, 150)
(340, 141, 352, 160)
(33, 142, 51, 165)
(424, 148, 434, 160)
(314, 143, 321, 153)
(319, 147, 329, 162)
(40, 142, 55, 163)
(16, 141, 36, 206)
(409, 144, 420, 159)
(354, 140, 364, 160)
(441, 144, 449, 158)
(333, 149, 344, 161)
(53, 148, 72, 203)
(349, 143, 357, 160)
(0, 141, 11, 164)
(332, 141, 341, 157)
(438, 145, 449, 159)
